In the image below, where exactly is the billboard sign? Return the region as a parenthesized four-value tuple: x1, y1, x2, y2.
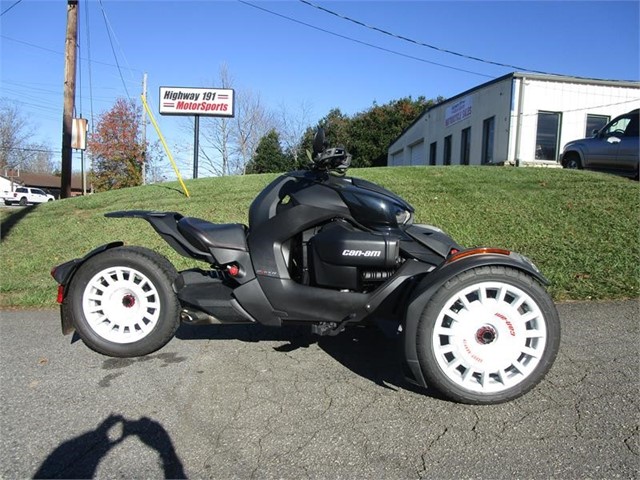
(159, 87, 235, 117)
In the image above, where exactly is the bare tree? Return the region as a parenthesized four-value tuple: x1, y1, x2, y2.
(277, 100, 314, 167)
(22, 144, 56, 173)
(230, 88, 275, 175)
(196, 64, 276, 176)
(0, 100, 57, 174)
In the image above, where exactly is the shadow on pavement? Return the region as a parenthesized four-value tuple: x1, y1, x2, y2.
(33, 414, 186, 479)
(176, 323, 442, 400)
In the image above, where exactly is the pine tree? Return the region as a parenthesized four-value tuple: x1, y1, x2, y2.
(246, 129, 289, 174)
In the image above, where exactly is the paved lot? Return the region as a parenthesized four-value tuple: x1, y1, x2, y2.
(0, 301, 638, 479)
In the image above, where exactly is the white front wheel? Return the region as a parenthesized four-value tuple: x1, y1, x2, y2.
(416, 266, 560, 404)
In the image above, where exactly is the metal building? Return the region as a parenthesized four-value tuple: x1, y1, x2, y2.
(387, 72, 640, 168)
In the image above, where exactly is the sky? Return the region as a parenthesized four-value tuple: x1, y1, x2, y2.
(1, 0, 639, 177)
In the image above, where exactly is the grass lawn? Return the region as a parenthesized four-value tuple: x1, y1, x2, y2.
(1, 166, 638, 308)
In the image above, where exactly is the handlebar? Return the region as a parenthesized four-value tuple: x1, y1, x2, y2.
(312, 147, 352, 172)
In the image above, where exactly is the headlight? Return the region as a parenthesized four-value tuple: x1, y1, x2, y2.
(395, 209, 412, 225)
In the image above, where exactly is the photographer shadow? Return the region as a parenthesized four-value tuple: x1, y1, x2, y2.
(33, 414, 186, 479)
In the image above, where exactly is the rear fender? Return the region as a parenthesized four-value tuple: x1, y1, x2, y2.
(52, 241, 124, 287)
(402, 249, 548, 388)
(51, 242, 123, 336)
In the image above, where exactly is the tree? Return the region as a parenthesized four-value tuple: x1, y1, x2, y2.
(196, 64, 277, 177)
(277, 100, 313, 169)
(346, 96, 438, 167)
(246, 129, 288, 174)
(88, 98, 145, 191)
(0, 100, 56, 174)
(21, 144, 56, 173)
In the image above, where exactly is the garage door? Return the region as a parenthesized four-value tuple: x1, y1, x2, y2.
(409, 141, 425, 165)
(389, 150, 404, 166)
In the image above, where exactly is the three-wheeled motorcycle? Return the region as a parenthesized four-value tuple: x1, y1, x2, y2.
(51, 129, 560, 404)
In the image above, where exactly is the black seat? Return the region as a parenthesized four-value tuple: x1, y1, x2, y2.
(177, 217, 248, 252)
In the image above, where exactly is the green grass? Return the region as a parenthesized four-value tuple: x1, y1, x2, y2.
(1, 166, 638, 308)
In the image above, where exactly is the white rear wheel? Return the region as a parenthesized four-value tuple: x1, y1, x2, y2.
(68, 246, 180, 357)
(82, 266, 162, 344)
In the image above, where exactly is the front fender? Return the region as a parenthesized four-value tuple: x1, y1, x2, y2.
(402, 249, 548, 388)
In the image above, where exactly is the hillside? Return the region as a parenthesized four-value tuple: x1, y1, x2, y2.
(1, 166, 638, 308)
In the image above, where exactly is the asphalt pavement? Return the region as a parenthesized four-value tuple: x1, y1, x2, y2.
(0, 300, 638, 479)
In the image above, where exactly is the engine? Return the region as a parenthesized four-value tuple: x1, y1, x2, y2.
(308, 221, 401, 291)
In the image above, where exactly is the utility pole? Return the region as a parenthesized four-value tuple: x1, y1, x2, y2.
(61, 0, 78, 199)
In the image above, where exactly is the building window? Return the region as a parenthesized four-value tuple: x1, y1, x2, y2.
(585, 114, 609, 137)
(482, 116, 495, 164)
(444, 135, 452, 165)
(460, 127, 471, 165)
(429, 142, 437, 165)
(535, 111, 561, 161)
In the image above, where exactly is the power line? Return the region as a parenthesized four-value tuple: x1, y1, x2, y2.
(237, 1, 493, 79)
(1, 35, 142, 75)
(0, 146, 61, 154)
(84, 0, 95, 134)
(97, 0, 130, 100)
(298, 0, 558, 77)
(0, 0, 23, 16)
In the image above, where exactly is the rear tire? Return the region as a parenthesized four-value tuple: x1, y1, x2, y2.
(67, 246, 180, 357)
(416, 266, 560, 404)
(19, 197, 27, 206)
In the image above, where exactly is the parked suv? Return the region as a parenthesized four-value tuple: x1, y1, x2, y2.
(3, 187, 55, 206)
(560, 109, 639, 180)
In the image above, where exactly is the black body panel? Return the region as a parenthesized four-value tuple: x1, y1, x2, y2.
(177, 218, 247, 251)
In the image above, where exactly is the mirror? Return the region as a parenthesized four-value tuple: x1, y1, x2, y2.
(313, 128, 325, 156)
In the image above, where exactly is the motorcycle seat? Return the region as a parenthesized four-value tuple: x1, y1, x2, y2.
(177, 217, 248, 252)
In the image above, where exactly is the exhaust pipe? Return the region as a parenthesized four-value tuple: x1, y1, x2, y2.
(180, 309, 223, 325)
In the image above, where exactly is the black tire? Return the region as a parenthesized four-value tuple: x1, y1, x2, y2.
(19, 197, 27, 206)
(66, 246, 180, 357)
(415, 266, 560, 404)
(562, 153, 582, 170)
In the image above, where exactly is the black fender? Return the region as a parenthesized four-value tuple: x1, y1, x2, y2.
(52, 241, 124, 287)
(401, 249, 549, 389)
(51, 242, 124, 335)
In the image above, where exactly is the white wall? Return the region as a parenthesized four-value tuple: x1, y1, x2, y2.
(0, 176, 16, 196)
(388, 73, 640, 168)
(510, 77, 640, 165)
(388, 117, 426, 166)
(423, 77, 512, 165)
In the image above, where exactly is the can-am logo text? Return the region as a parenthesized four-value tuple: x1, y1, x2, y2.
(342, 249, 382, 257)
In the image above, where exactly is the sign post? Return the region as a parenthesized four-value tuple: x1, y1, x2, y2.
(159, 87, 235, 179)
